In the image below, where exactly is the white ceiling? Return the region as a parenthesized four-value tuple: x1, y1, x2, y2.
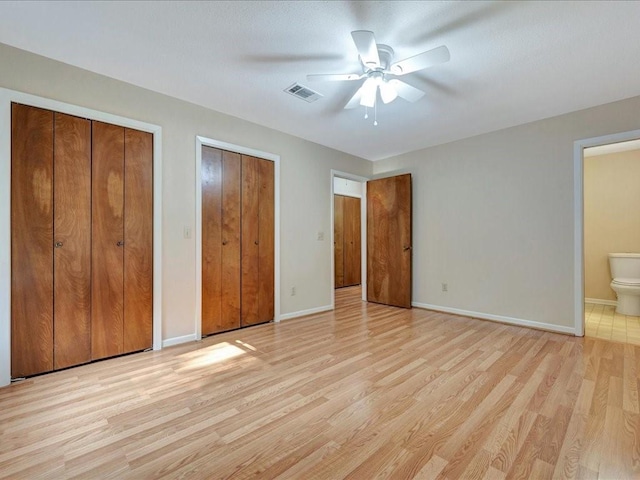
(1, 1, 639, 161)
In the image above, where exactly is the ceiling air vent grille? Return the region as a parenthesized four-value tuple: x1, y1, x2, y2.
(284, 83, 323, 103)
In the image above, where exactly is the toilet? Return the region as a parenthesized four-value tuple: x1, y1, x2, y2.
(609, 253, 640, 316)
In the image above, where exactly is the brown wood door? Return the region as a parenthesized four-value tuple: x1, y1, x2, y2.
(343, 196, 361, 286)
(202, 146, 241, 335)
(242, 155, 274, 326)
(221, 151, 242, 330)
(241, 155, 260, 326)
(123, 128, 153, 353)
(367, 174, 412, 308)
(258, 158, 275, 322)
(92, 121, 125, 360)
(11, 103, 54, 377)
(53, 112, 92, 370)
(334, 195, 345, 288)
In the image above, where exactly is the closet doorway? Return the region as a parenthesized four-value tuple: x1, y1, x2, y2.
(195, 136, 280, 340)
(331, 171, 368, 307)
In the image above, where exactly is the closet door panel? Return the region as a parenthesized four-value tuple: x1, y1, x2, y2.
(241, 155, 260, 325)
(221, 151, 242, 330)
(11, 104, 54, 377)
(53, 113, 92, 369)
(202, 146, 223, 335)
(344, 196, 361, 286)
(258, 158, 274, 322)
(334, 195, 344, 288)
(124, 128, 153, 353)
(92, 121, 125, 360)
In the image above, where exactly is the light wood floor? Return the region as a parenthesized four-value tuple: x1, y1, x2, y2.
(585, 302, 640, 346)
(1, 286, 639, 479)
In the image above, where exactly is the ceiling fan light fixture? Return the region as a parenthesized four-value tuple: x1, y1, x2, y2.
(359, 78, 377, 108)
(379, 81, 398, 104)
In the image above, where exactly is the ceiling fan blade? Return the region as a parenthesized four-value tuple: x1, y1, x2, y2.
(306, 73, 363, 82)
(388, 79, 425, 102)
(351, 30, 380, 68)
(390, 45, 450, 75)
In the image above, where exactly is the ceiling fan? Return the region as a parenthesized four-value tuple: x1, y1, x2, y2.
(307, 30, 450, 110)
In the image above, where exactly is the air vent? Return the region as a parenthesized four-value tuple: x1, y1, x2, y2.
(284, 83, 323, 103)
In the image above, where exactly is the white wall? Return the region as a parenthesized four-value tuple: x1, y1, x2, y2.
(374, 95, 640, 332)
(0, 43, 372, 344)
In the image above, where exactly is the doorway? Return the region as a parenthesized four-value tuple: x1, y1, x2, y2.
(330, 171, 368, 308)
(582, 139, 640, 345)
(574, 130, 640, 340)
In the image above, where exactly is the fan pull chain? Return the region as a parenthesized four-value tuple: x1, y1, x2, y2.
(364, 106, 368, 120)
(374, 100, 378, 126)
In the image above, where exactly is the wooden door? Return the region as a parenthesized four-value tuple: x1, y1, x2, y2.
(92, 121, 125, 360)
(11, 103, 54, 377)
(343, 196, 361, 286)
(53, 112, 92, 370)
(334, 195, 345, 288)
(367, 174, 412, 308)
(202, 146, 241, 335)
(242, 155, 274, 326)
(258, 158, 275, 322)
(123, 128, 153, 353)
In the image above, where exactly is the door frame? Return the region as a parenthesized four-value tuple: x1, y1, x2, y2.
(195, 136, 281, 340)
(573, 128, 640, 337)
(330, 170, 369, 306)
(0, 87, 163, 388)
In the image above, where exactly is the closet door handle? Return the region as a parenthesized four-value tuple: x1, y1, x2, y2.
(403, 245, 411, 251)
(222, 240, 228, 245)
(117, 241, 125, 247)
(254, 240, 259, 245)
(54, 241, 63, 248)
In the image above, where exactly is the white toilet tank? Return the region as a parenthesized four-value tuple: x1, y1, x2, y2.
(609, 253, 640, 279)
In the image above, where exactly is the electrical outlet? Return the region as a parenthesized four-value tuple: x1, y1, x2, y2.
(184, 226, 192, 239)
(291, 286, 296, 296)
(442, 283, 448, 292)
(317, 231, 324, 241)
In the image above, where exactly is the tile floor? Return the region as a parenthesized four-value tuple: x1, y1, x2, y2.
(585, 302, 640, 345)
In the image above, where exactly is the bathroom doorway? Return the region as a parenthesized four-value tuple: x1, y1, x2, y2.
(582, 138, 640, 345)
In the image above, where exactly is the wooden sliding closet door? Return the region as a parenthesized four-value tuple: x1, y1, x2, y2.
(123, 129, 153, 353)
(202, 146, 241, 335)
(343, 196, 361, 286)
(53, 113, 92, 370)
(11, 104, 54, 378)
(92, 122, 125, 360)
(242, 155, 274, 326)
(334, 195, 345, 288)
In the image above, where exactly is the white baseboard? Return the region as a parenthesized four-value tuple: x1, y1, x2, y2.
(412, 302, 576, 335)
(279, 304, 333, 321)
(162, 333, 197, 348)
(585, 297, 617, 307)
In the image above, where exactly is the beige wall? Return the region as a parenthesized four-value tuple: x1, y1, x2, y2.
(375, 95, 640, 331)
(584, 150, 640, 301)
(0, 43, 372, 341)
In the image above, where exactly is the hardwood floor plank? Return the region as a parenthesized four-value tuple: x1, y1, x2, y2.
(1, 286, 639, 478)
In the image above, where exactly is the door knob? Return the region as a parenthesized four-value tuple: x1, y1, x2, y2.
(54, 241, 63, 248)
(403, 245, 411, 251)
(117, 241, 124, 247)
(254, 240, 259, 245)
(222, 240, 228, 245)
